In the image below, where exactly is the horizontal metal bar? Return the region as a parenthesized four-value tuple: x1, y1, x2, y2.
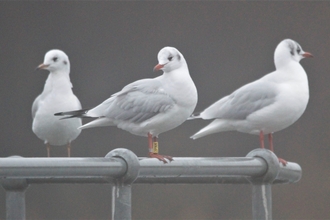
(136, 157, 301, 184)
(0, 149, 302, 186)
(135, 157, 267, 184)
(0, 157, 127, 181)
(273, 162, 302, 184)
(0, 153, 301, 185)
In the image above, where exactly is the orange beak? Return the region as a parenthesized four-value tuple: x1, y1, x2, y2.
(153, 64, 165, 72)
(302, 52, 313, 58)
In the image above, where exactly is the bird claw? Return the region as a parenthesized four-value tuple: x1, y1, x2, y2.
(148, 152, 173, 164)
(278, 158, 287, 166)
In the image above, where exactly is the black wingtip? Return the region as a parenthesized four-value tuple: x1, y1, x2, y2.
(54, 108, 90, 118)
(187, 112, 202, 120)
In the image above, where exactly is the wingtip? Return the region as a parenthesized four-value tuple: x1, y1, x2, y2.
(58, 116, 76, 120)
(187, 112, 202, 120)
(54, 109, 90, 118)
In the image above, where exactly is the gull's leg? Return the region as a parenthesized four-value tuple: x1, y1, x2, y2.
(147, 133, 173, 163)
(268, 133, 274, 152)
(67, 143, 71, 157)
(259, 131, 265, 149)
(148, 133, 153, 154)
(268, 133, 287, 166)
(46, 143, 51, 157)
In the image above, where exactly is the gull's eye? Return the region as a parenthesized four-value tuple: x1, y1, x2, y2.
(52, 57, 58, 62)
(168, 56, 173, 61)
(296, 48, 301, 54)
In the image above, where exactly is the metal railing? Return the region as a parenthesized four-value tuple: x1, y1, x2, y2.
(0, 148, 302, 220)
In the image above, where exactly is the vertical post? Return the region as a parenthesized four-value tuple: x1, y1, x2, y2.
(1, 179, 29, 220)
(252, 184, 272, 220)
(246, 149, 280, 220)
(112, 182, 133, 220)
(106, 148, 140, 220)
(6, 190, 27, 220)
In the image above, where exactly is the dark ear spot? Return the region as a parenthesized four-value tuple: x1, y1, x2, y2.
(296, 46, 301, 54)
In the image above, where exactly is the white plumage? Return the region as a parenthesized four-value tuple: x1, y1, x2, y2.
(32, 49, 82, 157)
(190, 39, 312, 165)
(56, 47, 197, 163)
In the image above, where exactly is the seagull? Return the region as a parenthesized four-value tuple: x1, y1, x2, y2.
(32, 49, 82, 157)
(55, 47, 198, 163)
(189, 39, 313, 165)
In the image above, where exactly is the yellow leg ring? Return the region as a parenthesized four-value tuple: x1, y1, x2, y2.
(153, 142, 159, 153)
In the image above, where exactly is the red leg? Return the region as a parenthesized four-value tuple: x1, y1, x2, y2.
(259, 131, 265, 149)
(147, 133, 173, 163)
(268, 133, 287, 166)
(278, 158, 288, 166)
(148, 133, 153, 153)
(268, 133, 274, 152)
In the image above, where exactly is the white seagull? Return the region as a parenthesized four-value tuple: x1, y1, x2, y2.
(190, 39, 313, 165)
(55, 47, 198, 163)
(32, 49, 82, 157)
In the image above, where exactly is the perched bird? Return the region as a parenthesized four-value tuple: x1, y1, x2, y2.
(55, 47, 198, 163)
(190, 39, 312, 165)
(32, 49, 82, 157)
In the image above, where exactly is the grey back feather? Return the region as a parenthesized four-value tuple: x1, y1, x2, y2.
(101, 78, 175, 123)
(202, 80, 278, 120)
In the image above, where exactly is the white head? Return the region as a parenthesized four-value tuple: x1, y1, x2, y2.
(36, 49, 70, 74)
(274, 39, 313, 69)
(153, 47, 186, 73)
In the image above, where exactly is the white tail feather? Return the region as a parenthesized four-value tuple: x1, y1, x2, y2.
(78, 118, 115, 130)
(190, 119, 233, 139)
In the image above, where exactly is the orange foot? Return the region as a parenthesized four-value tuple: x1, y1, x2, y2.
(278, 158, 288, 166)
(148, 152, 173, 164)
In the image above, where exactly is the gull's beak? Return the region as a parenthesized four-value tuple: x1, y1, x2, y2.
(153, 64, 165, 72)
(35, 63, 50, 71)
(302, 52, 313, 58)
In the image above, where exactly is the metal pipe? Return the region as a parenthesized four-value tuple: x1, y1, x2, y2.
(0, 157, 127, 179)
(1, 178, 28, 220)
(139, 157, 266, 176)
(135, 157, 267, 184)
(107, 148, 140, 220)
(6, 190, 26, 220)
(0, 149, 303, 220)
(0, 154, 301, 185)
(252, 184, 272, 220)
(112, 183, 132, 220)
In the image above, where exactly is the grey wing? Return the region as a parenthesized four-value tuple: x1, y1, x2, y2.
(32, 94, 42, 119)
(202, 80, 278, 120)
(92, 78, 175, 123)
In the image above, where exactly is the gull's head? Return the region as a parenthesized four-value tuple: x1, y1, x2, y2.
(36, 49, 70, 73)
(153, 47, 186, 72)
(274, 39, 313, 68)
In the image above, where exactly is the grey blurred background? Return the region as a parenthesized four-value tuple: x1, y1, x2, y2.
(0, 2, 329, 219)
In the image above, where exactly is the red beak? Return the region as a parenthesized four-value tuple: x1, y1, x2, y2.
(302, 52, 313, 58)
(153, 64, 165, 72)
